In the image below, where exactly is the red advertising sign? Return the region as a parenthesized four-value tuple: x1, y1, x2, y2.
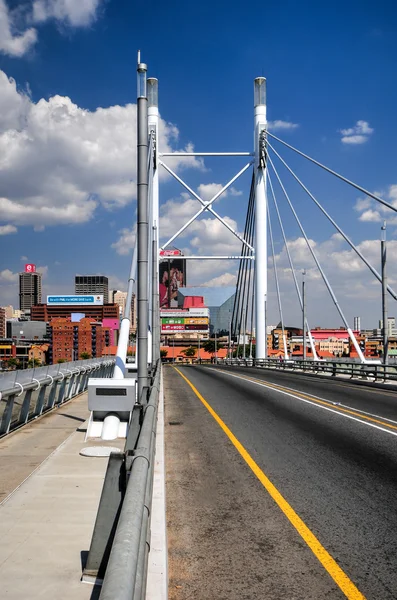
(159, 249, 182, 257)
(25, 263, 36, 273)
(161, 324, 185, 331)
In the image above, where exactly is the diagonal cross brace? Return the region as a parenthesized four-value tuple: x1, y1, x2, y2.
(159, 160, 254, 250)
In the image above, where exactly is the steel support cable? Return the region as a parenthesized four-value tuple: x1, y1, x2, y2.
(246, 183, 256, 359)
(267, 189, 288, 359)
(231, 200, 249, 342)
(235, 189, 255, 357)
(231, 178, 253, 333)
(243, 187, 256, 340)
(267, 151, 366, 363)
(266, 131, 397, 214)
(267, 140, 397, 301)
(232, 174, 255, 345)
(236, 193, 255, 358)
(267, 169, 318, 360)
(249, 259, 256, 358)
(242, 230, 254, 358)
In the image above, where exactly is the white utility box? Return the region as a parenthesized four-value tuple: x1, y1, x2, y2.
(85, 378, 137, 441)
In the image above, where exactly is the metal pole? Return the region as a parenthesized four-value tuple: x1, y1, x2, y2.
(229, 314, 232, 360)
(113, 246, 137, 379)
(152, 231, 159, 364)
(242, 306, 246, 359)
(148, 77, 159, 360)
(302, 270, 307, 361)
(381, 222, 388, 365)
(254, 77, 267, 359)
(137, 54, 149, 399)
(215, 331, 217, 362)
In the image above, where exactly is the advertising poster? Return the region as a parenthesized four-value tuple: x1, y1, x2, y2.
(159, 257, 187, 308)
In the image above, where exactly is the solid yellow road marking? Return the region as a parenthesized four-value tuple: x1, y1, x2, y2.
(174, 366, 366, 600)
(215, 369, 397, 432)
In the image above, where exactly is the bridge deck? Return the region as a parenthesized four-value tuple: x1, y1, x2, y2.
(0, 392, 123, 600)
(165, 364, 397, 600)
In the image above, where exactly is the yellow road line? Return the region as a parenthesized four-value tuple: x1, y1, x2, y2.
(174, 366, 366, 600)
(216, 369, 397, 432)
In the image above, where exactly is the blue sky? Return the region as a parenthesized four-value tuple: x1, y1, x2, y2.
(0, 0, 397, 328)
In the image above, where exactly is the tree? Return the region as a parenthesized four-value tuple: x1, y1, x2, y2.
(182, 346, 196, 357)
(160, 349, 168, 359)
(80, 352, 91, 360)
(203, 340, 224, 354)
(7, 358, 20, 370)
(27, 358, 42, 368)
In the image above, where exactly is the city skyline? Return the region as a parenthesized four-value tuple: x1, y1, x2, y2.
(0, 1, 396, 328)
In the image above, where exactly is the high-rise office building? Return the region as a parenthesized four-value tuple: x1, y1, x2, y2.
(110, 290, 137, 332)
(19, 271, 42, 312)
(353, 316, 361, 332)
(111, 290, 127, 316)
(75, 275, 109, 303)
(0, 307, 5, 338)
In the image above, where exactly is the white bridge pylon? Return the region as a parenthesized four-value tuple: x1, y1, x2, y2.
(147, 76, 269, 359)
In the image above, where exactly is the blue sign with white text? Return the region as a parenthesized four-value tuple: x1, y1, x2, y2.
(47, 295, 104, 306)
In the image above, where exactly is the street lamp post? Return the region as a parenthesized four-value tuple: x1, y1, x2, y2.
(381, 222, 388, 365)
(302, 270, 307, 361)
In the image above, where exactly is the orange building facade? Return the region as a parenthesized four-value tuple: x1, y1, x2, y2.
(49, 317, 111, 363)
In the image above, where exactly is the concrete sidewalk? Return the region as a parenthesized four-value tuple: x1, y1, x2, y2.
(0, 392, 123, 600)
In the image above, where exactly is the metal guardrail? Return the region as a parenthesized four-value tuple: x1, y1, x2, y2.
(99, 362, 160, 600)
(219, 357, 397, 383)
(0, 357, 115, 437)
(83, 361, 161, 597)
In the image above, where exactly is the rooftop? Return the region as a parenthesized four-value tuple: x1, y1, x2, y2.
(178, 287, 235, 307)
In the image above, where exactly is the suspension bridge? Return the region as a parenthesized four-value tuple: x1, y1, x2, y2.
(1, 54, 397, 600)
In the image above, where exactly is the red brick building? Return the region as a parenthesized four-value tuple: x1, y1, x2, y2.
(31, 303, 119, 322)
(49, 317, 111, 363)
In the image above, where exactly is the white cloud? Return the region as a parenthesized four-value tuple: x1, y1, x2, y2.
(0, 268, 18, 283)
(340, 120, 374, 145)
(0, 224, 17, 235)
(197, 183, 224, 202)
(0, 0, 105, 59)
(359, 209, 382, 222)
(0, 69, 202, 228)
(341, 134, 368, 145)
(267, 120, 299, 132)
(354, 184, 397, 224)
(197, 183, 242, 202)
(0, 0, 37, 57)
(229, 187, 243, 197)
(202, 272, 237, 287)
(266, 233, 397, 327)
(32, 0, 102, 27)
(111, 226, 136, 256)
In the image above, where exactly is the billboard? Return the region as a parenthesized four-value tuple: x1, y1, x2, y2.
(47, 295, 104, 306)
(161, 324, 209, 333)
(160, 308, 209, 318)
(25, 263, 36, 273)
(159, 257, 187, 308)
(159, 249, 182, 257)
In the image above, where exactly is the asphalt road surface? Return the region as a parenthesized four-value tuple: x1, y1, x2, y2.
(164, 364, 397, 600)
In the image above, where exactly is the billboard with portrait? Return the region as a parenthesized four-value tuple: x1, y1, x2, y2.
(159, 258, 187, 308)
